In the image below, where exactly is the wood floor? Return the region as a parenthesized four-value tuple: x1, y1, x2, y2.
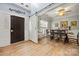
(0, 38, 79, 56)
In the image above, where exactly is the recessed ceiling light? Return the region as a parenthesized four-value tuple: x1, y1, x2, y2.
(21, 3, 24, 5)
(25, 5, 29, 7)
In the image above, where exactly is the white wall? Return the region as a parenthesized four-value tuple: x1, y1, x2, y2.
(51, 15, 79, 39)
(38, 15, 52, 38)
(0, 11, 29, 47)
(25, 17, 29, 41)
(0, 3, 30, 47)
(0, 12, 10, 47)
(29, 15, 38, 43)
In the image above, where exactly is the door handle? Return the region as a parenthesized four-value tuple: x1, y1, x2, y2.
(11, 29, 14, 32)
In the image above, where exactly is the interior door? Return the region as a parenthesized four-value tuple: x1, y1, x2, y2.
(11, 15, 24, 43)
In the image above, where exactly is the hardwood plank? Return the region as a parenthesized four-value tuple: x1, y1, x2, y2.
(0, 38, 79, 56)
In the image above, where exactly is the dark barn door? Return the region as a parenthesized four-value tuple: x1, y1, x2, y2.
(11, 15, 24, 43)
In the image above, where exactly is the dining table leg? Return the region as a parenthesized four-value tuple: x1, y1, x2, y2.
(64, 34, 69, 44)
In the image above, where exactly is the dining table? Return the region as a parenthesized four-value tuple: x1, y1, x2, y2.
(46, 29, 69, 44)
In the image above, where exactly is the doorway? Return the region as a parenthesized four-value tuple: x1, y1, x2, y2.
(11, 15, 24, 43)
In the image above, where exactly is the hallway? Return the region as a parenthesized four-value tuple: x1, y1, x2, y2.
(0, 38, 79, 56)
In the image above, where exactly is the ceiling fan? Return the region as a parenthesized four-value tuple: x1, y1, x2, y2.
(56, 7, 71, 16)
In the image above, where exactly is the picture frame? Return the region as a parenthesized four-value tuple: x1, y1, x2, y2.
(60, 21, 68, 28)
(71, 21, 77, 28)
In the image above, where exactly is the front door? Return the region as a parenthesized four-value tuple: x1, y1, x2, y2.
(11, 15, 24, 43)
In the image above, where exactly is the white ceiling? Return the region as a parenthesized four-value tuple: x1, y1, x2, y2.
(45, 3, 79, 18)
(14, 3, 79, 17)
(14, 3, 51, 15)
(15, 3, 31, 12)
(31, 3, 51, 15)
